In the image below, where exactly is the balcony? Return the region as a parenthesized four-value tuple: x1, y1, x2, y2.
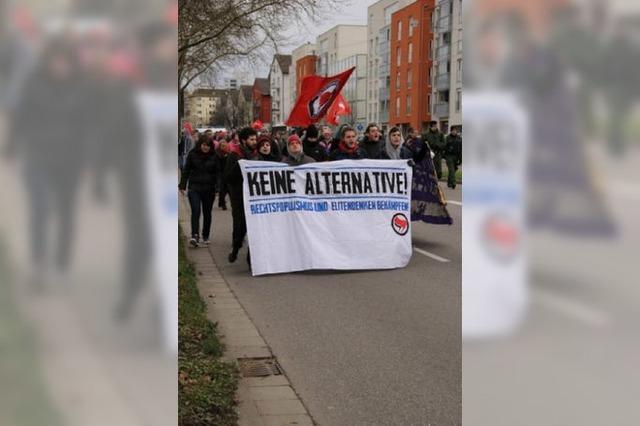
(434, 102, 449, 117)
(379, 86, 389, 100)
(436, 15, 451, 32)
(436, 45, 450, 61)
(435, 73, 450, 90)
(457, 39, 462, 54)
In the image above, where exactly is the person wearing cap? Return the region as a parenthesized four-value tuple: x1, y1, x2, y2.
(302, 125, 328, 162)
(328, 126, 367, 161)
(282, 134, 315, 166)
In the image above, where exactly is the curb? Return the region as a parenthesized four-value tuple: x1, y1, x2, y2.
(179, 195, 314, 426)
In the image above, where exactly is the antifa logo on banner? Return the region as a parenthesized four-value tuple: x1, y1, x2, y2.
(308, 80, 340, 120)
(391, 213, 409, 236)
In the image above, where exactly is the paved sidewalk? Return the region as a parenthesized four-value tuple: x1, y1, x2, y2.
(179, 195, 313, 426)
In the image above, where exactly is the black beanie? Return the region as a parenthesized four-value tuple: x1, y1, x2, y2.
(305, 125, 319, 139)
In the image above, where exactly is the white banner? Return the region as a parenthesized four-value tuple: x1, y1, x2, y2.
(239, 159, 413, 276)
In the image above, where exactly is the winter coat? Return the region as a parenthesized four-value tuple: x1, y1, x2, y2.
(423, 130, 446, 155)
(282, 153, 316, 166)
(328, 143, 367, 161)
(359, 136, 385, 159)
(444, 134, 462, 163)
(179, 147, 218, 192)
(303, 138, 329, 162)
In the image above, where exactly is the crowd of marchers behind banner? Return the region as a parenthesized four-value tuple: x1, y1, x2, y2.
(178, 121, 461, 265)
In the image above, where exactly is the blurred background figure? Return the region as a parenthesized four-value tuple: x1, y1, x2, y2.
(464, 0, 640, 424)
(0, 1, 177, 425)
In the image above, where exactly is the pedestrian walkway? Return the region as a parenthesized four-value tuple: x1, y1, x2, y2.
(179, 195, 313, 426)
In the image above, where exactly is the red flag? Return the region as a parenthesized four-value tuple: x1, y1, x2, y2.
(251, 119, 263, 130)
(285, 67, 355, 127)
(325, 93, 352, 126)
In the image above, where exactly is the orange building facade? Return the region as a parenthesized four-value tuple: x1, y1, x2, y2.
(296, 54, 317, 98)
(389, 0, 435, 133)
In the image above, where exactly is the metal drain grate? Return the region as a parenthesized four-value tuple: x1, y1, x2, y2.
(238, 358, 282, 377)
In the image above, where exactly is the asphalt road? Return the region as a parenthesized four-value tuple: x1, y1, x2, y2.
(200, 185, 462, 426)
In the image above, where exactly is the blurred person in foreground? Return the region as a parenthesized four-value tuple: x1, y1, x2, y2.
(224, 126, 258, 264)
(4, 37, 88, 288)
(445, 126, 462, 189)
(179, 136, 218, 248)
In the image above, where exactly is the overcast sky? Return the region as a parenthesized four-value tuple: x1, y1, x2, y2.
(223, 0, 374, 84)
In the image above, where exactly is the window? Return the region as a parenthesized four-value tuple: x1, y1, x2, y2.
(396, 47, 401, 66)
(407, 69, 412, 88)
(396, 73, 400, 90)
(396, 97, 400, 116)
(409, 17, 415, 37)
(406, 95, 411, 114)
(408, 43, 413, 64)
(398, 21, 402, 41)
(456, 90, 461, 112)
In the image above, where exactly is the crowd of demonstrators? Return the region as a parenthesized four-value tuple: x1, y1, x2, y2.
(282, 134, 316, 165)
(178, 120, 462, 268)
(179, 136, 218, 247)
(444, 126, 462, 189)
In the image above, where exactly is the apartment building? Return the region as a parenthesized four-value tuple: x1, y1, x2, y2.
(316, 25, 368, 76)
(389, 0, 435, 132)
(269, 54, 292, 124)
(431, 0, 462, 131)
(289, 42, 318, 110)
(186, 88, 226, 127)
(367, 0, 412, 129)
(252, 78, 271, 125)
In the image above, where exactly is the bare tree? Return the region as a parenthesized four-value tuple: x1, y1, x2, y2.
(178, 0, 346, 118)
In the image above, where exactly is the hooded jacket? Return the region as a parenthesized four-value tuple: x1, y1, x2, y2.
(303, 137, 329, 162)
(379, 132, 413, 160)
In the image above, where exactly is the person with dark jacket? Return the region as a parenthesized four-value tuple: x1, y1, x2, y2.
(329, 126, 367, 161)
(179, 136, 218, 247)
(423, 121, 446, 179)
(256, 135, 279, 161)
(359, 123, 385, 159)
(224, 126, 258, 263)
(444, 126, 462, 188)
(215, 140, 230, 210)
(379, 126, 414, 160)
(282, 134, 316, 165)
(302, 125, 328, 162)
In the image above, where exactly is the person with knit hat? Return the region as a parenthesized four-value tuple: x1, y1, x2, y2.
(302, 125, 328, 162)
(256, 135, 278, 162)
(282, 134, 316, 166)
(224, 126, 258, 263)
(328, 126, 367, 161)
(379, 126, 413, 160)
